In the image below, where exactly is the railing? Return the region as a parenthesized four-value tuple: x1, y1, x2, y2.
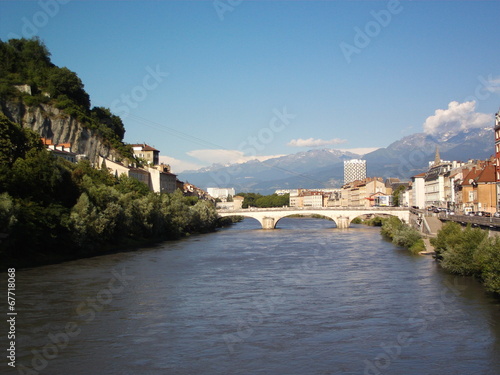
(217, 206, 410, 213)
(438, 213, 500, 228)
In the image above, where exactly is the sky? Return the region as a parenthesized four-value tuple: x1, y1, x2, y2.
(1, 0, 500, 173)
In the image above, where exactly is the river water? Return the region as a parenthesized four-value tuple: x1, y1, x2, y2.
(6, 218, 500, 375)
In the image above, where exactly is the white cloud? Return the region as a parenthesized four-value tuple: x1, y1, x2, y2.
(158, 155, 204, 173)
(338, 147, 380, 155)
(287, 137, 348, 148)
(186, 149, 285, 165)
(423, 100, 493, 135)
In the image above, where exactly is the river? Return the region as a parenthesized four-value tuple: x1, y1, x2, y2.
(6, 218, 500, 375)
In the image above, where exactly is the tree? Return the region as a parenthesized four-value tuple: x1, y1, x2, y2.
(392, 185, 407, 207)
(47, 67, 90, 110)
(91, 106, 126, 140)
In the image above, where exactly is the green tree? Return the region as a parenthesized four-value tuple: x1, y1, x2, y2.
(47, 67, 90, 110)
(475, 236, 500, 294)
(441, 225, 487, 276)
(392, 185, 407, 207)
(430, 221, 463, 260)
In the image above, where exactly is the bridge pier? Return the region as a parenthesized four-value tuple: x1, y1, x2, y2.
(261, 217, 276, 230)
(336, 216, 350, 229)
(217, 208, 410, 230)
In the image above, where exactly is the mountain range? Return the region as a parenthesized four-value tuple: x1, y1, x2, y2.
(179, 127, 494, 194)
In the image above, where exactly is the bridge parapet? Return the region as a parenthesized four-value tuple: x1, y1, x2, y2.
(217, 207, 410, 230)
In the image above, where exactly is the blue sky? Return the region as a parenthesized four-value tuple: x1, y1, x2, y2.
(1, 0, 500, 172)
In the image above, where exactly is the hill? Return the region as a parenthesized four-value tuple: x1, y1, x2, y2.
(0, 38, 132, 163)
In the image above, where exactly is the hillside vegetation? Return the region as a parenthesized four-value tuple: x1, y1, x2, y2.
(0, 114, 221, 268)
(0, 38, 131, 159)
(0, 39, 225, 268)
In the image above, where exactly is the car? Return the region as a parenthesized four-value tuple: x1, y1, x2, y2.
(494, 212, 500, 218)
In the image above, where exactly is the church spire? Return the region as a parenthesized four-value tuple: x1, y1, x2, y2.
(434, 146, 441, 166)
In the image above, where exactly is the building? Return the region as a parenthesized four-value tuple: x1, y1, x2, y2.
(411, 173, 426, 209)
(344, 159, 366, 184)
(207, 187, 236, 200)
(184, 183, 213, 201)
(336, 177, 386, 207)
(289, 190, 332, 208)
(147, 164, 177, 193)
(461, 163, 496, 214)
(131, 144, 160, 166)
(41, 138, 77, 163)
(495, 109, 500, 211)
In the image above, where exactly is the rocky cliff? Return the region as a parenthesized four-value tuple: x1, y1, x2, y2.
(0, 99, 122, 164)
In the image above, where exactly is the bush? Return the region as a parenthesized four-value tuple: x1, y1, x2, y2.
(380, 216, 422, 254)
(438, 225, 487, 276)
(475, 236, 500, 294)
(392, 226, 422, 249)
(430, 221, 463, 260)
(409, 239, 426, 255)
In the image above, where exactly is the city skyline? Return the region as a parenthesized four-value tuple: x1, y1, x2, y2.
(1, 1, 500, 172)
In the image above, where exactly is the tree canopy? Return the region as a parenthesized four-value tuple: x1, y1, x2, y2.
(0, 38, 128, 154)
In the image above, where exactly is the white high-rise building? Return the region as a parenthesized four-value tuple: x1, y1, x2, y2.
(207, 187, 235, 199)
(344, 159, 367, 184)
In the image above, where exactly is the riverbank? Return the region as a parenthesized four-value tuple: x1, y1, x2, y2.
(1, 215, 243, 270)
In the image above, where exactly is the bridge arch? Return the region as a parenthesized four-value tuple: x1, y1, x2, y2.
(274, 213, 337, 229)
(218, 208, 410, 230)
(347, 212, 406, 227)
(219, 214, 264, 228)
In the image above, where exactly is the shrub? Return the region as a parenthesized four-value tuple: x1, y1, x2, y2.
(440, 225, 487, 276)
(475, 236, 500, 294)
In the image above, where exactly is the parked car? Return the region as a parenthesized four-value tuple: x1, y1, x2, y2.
(494, 212, 500, 218)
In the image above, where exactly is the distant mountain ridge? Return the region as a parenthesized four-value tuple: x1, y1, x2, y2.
(179, 127, 494, 194)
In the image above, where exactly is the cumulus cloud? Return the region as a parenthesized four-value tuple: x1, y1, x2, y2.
(423, 101, 493, 135)
(287, 138, 348, 148)
(186, 149, 285, 165)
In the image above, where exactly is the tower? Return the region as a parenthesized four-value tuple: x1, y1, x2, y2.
(344, 159, 367, 184)
(434, 146, 441, 166)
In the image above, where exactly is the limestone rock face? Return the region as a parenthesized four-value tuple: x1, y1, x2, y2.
(1, 100, 122, 164)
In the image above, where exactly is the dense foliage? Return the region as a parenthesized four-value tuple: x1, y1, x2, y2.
(237, 192, 289, 208)
(0, 114, 220, 268)
(431, 222, 500, 294)
(0, 38, 131, 159)
(380, 216, 425, 254)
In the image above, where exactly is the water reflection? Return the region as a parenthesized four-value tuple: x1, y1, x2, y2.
(6, 218, 500, 375)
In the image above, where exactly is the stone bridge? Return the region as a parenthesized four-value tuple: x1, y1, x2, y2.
(217, 207, 410, 229)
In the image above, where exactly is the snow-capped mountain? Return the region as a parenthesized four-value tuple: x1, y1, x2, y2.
(178, 127, 494, 194)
